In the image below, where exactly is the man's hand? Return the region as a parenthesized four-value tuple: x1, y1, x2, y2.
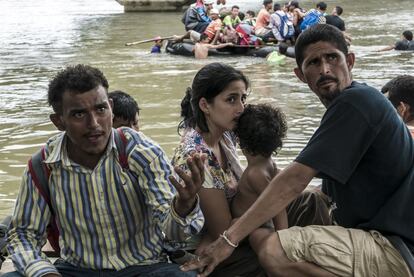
(180, 236, 235, 276)
(169, 153, 206, 217)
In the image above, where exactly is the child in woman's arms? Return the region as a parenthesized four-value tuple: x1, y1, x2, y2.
(232, 103, 288, 231)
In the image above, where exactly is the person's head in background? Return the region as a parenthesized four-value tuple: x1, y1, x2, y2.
(381, 75, 414, 125)
(230, 5, 240, 19)
(108, 90, 140, 131)
(333, 6, 343, 16)
(278, 42, 288, 55)
(283, 2, 290, 12)
(316, 1, 327, 13)
(289, 0, 300, 10)
(154, 39, 163, 47)
(238, 11, 245, 21)
(402, 30, 413, 41)
(263, 0, 273, 11)
(245, 10, 255, 19)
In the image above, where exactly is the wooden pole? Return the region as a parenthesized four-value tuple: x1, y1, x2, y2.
(125, 36, 175, 46)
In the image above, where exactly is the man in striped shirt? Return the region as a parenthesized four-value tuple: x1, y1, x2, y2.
(6, 64, 205, 277)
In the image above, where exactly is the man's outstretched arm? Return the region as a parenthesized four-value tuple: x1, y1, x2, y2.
(180, 161, 317, 276)
(377, 44, 395, 52)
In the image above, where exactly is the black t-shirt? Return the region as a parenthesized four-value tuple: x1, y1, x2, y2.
(296, 82, 414, 248)
(395, 39, 410, 50)
(408, 41, 414, 51)
(325, 15, 345, 31)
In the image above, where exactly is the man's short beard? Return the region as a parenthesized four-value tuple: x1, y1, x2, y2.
(320, 87, 341, 107)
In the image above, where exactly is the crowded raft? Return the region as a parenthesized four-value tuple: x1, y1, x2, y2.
(164, 0, 351, 59)
(145, 0, 414, 60)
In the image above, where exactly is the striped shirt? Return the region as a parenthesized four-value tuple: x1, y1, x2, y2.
(7, 128, 204, 277)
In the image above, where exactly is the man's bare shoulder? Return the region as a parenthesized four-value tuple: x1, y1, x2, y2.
(194, 43, 209, 59)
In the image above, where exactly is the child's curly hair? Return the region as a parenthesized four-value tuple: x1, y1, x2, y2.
(235, 104, 288, 158)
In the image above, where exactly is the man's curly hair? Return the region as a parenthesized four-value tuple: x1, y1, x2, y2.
(48, 64, 109, 113)
(235, 104, 288, 158)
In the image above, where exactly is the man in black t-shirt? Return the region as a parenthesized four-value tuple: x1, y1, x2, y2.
(325, 6, 353, 45)
(325, 6, 345, 31)
(378, 30, 414, 51)
(180, 24, 413, 277)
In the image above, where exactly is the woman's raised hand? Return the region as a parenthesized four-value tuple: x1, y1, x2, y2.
(169, 152, 206, 217)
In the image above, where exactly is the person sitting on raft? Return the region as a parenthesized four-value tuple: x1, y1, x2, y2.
(222, 5, 241, 33)
(175, 8, 223, 45)
(182, 0, 214, 33)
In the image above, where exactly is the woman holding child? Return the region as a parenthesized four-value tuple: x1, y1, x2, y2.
(171, 63, 263, 276)
(171, 63, 332, 276)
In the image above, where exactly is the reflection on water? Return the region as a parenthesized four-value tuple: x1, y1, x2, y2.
(0, 0, 413, 216)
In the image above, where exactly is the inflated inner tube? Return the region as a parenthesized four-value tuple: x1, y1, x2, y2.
(165, 40, 295, 58)
(165, 40, 233, 57)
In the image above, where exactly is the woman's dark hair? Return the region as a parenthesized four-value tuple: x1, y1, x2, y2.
(295, 24, 348, 70)
(48, 64, 109, 114)
(235, 104, 287, 158)
(178, 63, 249, 133)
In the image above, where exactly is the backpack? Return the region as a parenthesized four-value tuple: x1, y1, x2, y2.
(27, 128, 130, 255)
(300, 10, 321, 31)
(181, 5, 203, 31)
(276, 13, 294, 40)
(0, 216, 11, 269)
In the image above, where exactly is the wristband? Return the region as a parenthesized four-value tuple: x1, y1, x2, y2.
(220, 230, 239, 248)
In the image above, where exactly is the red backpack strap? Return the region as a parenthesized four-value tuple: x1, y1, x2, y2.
(114, 128, 129, 170)
(28, 147, 52, 210)
(28, 146, 60, 254)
